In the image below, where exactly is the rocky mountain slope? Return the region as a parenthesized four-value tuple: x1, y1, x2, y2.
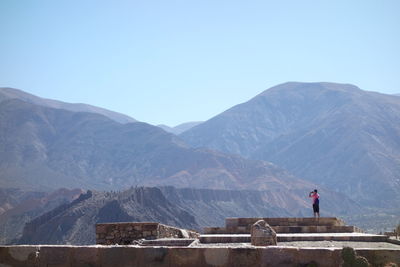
(0, 97, 315, 193)
(0, 187, 83, 244)
(18, 186, 361, 245)
(181, 82, 400, 207)
(0, 87, 136, 124)
(18, 187, 198, 245)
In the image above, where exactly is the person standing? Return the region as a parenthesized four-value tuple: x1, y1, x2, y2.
(309, 189, 320, 219)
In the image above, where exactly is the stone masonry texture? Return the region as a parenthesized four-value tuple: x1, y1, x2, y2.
(1, 245, 399, 267)
(96, 222, 198, 245)
(251, 220, 277, 246)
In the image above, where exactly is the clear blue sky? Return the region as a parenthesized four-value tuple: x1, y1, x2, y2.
(1, 0, 399, 126)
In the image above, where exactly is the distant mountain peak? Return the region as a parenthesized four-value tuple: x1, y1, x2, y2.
(158, 121, 203, 135)
(0, 87, 137, 124)
(181, 81, 400, 207)
(259, 81, 362, 96)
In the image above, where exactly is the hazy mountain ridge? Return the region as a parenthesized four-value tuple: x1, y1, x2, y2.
(0, 87, 136, 124)
(181, 82, 400, 207)
(0, 97, 315, 193)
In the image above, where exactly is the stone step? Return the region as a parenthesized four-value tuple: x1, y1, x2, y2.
(278, 233, 388, 242)
(274, 225, 362, 234)
(226, 217, 345, 228)
(200, 234, 250, 244)
(199, 233, 388, 244)
(140, 238, 197, 247)
(204, 225, 362, 234)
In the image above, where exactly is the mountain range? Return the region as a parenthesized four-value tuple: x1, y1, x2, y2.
(181, 82, 400, 207)
(1, 82, 399, 243)
(0, 88, 314, 194)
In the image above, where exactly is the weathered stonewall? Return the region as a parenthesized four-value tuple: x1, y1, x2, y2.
(251, 220, 277, 246)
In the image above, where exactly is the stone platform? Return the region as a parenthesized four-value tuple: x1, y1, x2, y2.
(200, 233, 389, 244)
(3, 217, 399, 266)
(1, 245, 399, 267)
(205, 225, 362, 234)
(140, 238, 197, 247)
(204, 217, 362, 234)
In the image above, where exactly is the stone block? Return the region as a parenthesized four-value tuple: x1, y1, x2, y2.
(96, 225, 107, 234)
(143, 223, 159, 231)
(141, 247, 169, 267)
(203, 227, 226, 234)
(0, 246, 39, 267)
(251, 220, 277, 246)
(204, 248, 229, 266)
(199, 234, 250, 243)
(69, 246, 99, 267)
(98, 246, 140, 267)
(97, 239, 106, 244)
(357, 249, 400, 266)
(228, 247, 260, 267)
(226, 218, 239, 228)
(169, 247, 203, 267)
(143, 231, 151, 237)
(1, 245, 400, 267)
(39, 246, 72, 267)
(260, 247, 343, 267)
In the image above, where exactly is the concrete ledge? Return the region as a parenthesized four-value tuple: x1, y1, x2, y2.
(1, 245, 399, 267)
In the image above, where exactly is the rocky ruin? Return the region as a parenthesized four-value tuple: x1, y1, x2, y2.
(250, 220, 277, 246)
(2, 217, 399, 266)
(96, 222, 198, 245)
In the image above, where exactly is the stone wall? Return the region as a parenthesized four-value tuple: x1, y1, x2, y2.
(1, 245, 399, 267)
(96, 222, 198, 245)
